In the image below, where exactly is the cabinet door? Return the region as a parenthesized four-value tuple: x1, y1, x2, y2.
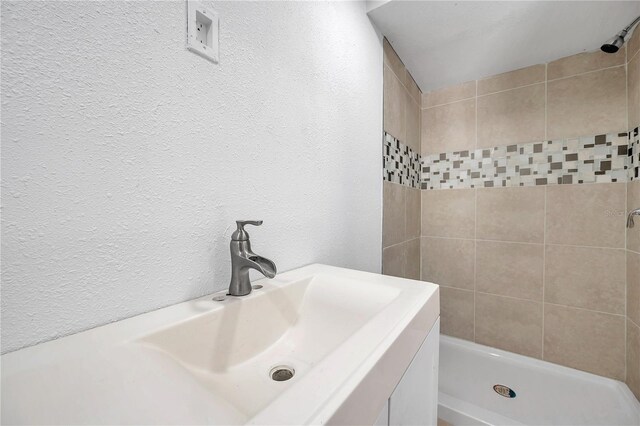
(389, 318, 440, 426)
(373, 399, 389, 426)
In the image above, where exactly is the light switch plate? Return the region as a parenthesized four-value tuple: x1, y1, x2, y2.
(186, 1, 219, 63)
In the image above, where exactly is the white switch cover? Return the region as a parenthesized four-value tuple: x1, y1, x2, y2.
(186, 1, 218, 63)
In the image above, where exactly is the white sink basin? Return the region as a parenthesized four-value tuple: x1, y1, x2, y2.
(137, 273, 401, 421)
(1, 264, 439, 425)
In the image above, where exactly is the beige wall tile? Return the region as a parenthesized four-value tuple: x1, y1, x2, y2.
(383, 238, 420, 281)
(628, 250, 640, 326)
(422, 189, 475, 238)
(383, 38, 406, 86)
(406, 187, 421, 240)
(546, 183, 626, 248)
(627, 319, 640, 400)
(383, 182, 405, 248)
(475, 293, 543, 358)
(477, 64, 545, 95)
(547, 49, 625, 80)
(422, 99, 476, 156)
(476, 186, 545, 243)
(405, 238, 421, 280)
(405, 92, 421, 153)
(423, 81, 476, 108)
(382, 242, 405, 278)
(476, 241, 543, 301)
(547, 66, 627, 139)
(629, 53, 640, 131)
(544, 304, 625, 380)
(545, 245, 625, 314)
(477, 83, 545, 148)
(628, 27, 640, 63)
(384, 65, 406, 141)
(629, 181, 640, 253)
(440, 286, 475, 340)
(406, 72, 422, 106)
(421, 237, 474, 290)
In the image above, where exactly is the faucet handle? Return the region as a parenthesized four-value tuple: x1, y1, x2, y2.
(237, 220, 263, 227)
(231, 220, 263, 241)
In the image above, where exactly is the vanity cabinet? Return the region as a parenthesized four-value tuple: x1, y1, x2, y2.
(375, 318, 440, 426)
(374, 399, 390, 426)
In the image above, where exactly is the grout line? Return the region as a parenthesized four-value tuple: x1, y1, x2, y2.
(419, 191, 423, 280)
(535, 242, 627, 251)
(380, 118, 384, 228)
(422, 235, 626, 252)
(439, 284, 628, 319)
(424, 79, 545, 109)
(473, 79, 478, 345)
(384, 62, 421, 109)
(382, 237, 420, 251)
(544, 63, 548, 141)
(381, 240, 394, 251)
(421, 235, 477, 242)
(627, 36, 639, 64)
(543, 301, 628, 318)
(473, 187, 478, 342)
(629, 47, 640, 65)
(437, 285, 474, 294)
(422, 96, 476, 110)
(472, 288, 628, 318)
(473, 290, 541, 304)
(474, 80, 478, 151)
(403, 186, 408, 274)
(626, 45, 629, 147)
(382, 236, 422, 251)
(546, 63, 626, 83)
(542, 185, 547, 359)
(624, 161, 628, 382)
(476, 80, 545, 99)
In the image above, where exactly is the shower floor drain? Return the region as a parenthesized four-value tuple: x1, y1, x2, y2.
(270, 366, 295, 382)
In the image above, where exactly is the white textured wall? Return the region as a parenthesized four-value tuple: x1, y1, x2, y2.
(1, 1, 383, 353)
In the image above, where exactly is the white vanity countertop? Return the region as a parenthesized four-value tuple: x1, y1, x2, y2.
(1, 264, 439, 425)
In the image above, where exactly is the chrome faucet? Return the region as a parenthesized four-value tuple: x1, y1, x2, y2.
(628, 208, 640, 228)
(228, 220, 277, 296)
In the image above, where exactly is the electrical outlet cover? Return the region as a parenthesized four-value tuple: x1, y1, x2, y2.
(186, 1, 219, 63)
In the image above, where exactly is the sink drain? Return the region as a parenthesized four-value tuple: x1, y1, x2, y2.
(270, 366, 295, 382)
(493, 384, 516, 398)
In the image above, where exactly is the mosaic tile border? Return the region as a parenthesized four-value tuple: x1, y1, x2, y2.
(421, 127, 639, 190)
(630, 127, 639, 181)
(383, 132, 421, 188)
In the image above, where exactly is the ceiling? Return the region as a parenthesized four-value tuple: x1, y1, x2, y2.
(367, 1, 640, 93)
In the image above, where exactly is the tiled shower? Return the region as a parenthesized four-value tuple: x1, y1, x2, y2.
(382, 29, 640, 400)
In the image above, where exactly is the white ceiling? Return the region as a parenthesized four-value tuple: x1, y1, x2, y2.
(367, 1, 640, 93)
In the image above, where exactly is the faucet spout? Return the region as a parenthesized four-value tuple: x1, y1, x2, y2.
(228, 220, 277, 296)
(246, 254, 276, 279)
(628, 208, 640, 228)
